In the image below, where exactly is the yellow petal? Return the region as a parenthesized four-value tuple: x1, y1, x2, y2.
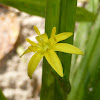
(28, 46, 40, 52)
(45, 50, 63, 77)
(28, 52, 44, 79)
(36, 33, 48, 43)
(34, 26, 40, 35)
(52, 43, 84, 55)
(54, 32, 73, 43)
(20, 47, 31, 57)
(26, 38, 36, 46)
(48, 32, 73, 45)
(20, 46, 40, 57)
(51, 27, 56, 37)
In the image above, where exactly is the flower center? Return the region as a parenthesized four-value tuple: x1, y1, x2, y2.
(40, 42, 50, 52)
(43, 44, 49, 51)
(44, 45, 49, 51)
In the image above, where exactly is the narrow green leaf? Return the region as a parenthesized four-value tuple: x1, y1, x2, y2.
(68, 11, 100, 100)
(0, 0, 46, 17)
(0, 0, 96, 22)
(76, 7, 96, 22)
(83, 31, 100, 100)
(70, 0, 99, 82)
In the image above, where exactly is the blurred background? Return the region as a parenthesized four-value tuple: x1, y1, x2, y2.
(0, 0, 100, 100)
(0, 3, 45, 100)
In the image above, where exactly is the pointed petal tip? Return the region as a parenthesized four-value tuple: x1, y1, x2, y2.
(51, 27, 56, 37)
(53, 27, 56, 29)
(58, 69, 64, 77)
(76, 50, 84, 55)
(27, 69, 31, 78)
(19, 54, 23, 58)
(26, 38, 28, 41)
(26, 38, 30, 42)
(68, 32, 73, 37)
(78, 51, 84, 55)
(79, 49, 84, 55)
(29, 75, 32, 79)
(68, 32, 73, 36)
(52, 43, 84, 56)
(33, 26, 37, 29)
(71, 32, 73, 35)
(28, 70, 32, 79)
(26, 38, 29, 42)
(81, 52, 84, 55)
(64, 32, 73, 35)
(27, 52, 43, 80)
(60, 72, 64, 77)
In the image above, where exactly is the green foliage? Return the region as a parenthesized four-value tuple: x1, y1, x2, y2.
(0, 0, 100, 100)
(68, 0, 100, 100)
(0, 0, 96, 22)
(68, 12, 100, 100)
(0, 89, 7, 100)
(0, 0, 46, 17)
(76, 7, 96, 22)
(41, 0, 77, 100)
(41, 0, 61, 99)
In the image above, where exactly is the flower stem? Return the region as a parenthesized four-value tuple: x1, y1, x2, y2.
(40, 0, 77, 100)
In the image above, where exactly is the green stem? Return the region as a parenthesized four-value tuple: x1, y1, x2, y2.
(40, 0, 61, 100)
(58, 0, 77, 99)
(41, 0, 77, 100)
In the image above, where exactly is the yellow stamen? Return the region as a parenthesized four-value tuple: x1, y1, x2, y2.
(33, 26, 46, 45)
(34, 26, 41, 35)
(51, 27, 56, 37)
(26, 38, 36, 46)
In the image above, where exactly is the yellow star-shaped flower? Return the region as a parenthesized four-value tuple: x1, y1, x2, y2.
(21, 26, 84, 78)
